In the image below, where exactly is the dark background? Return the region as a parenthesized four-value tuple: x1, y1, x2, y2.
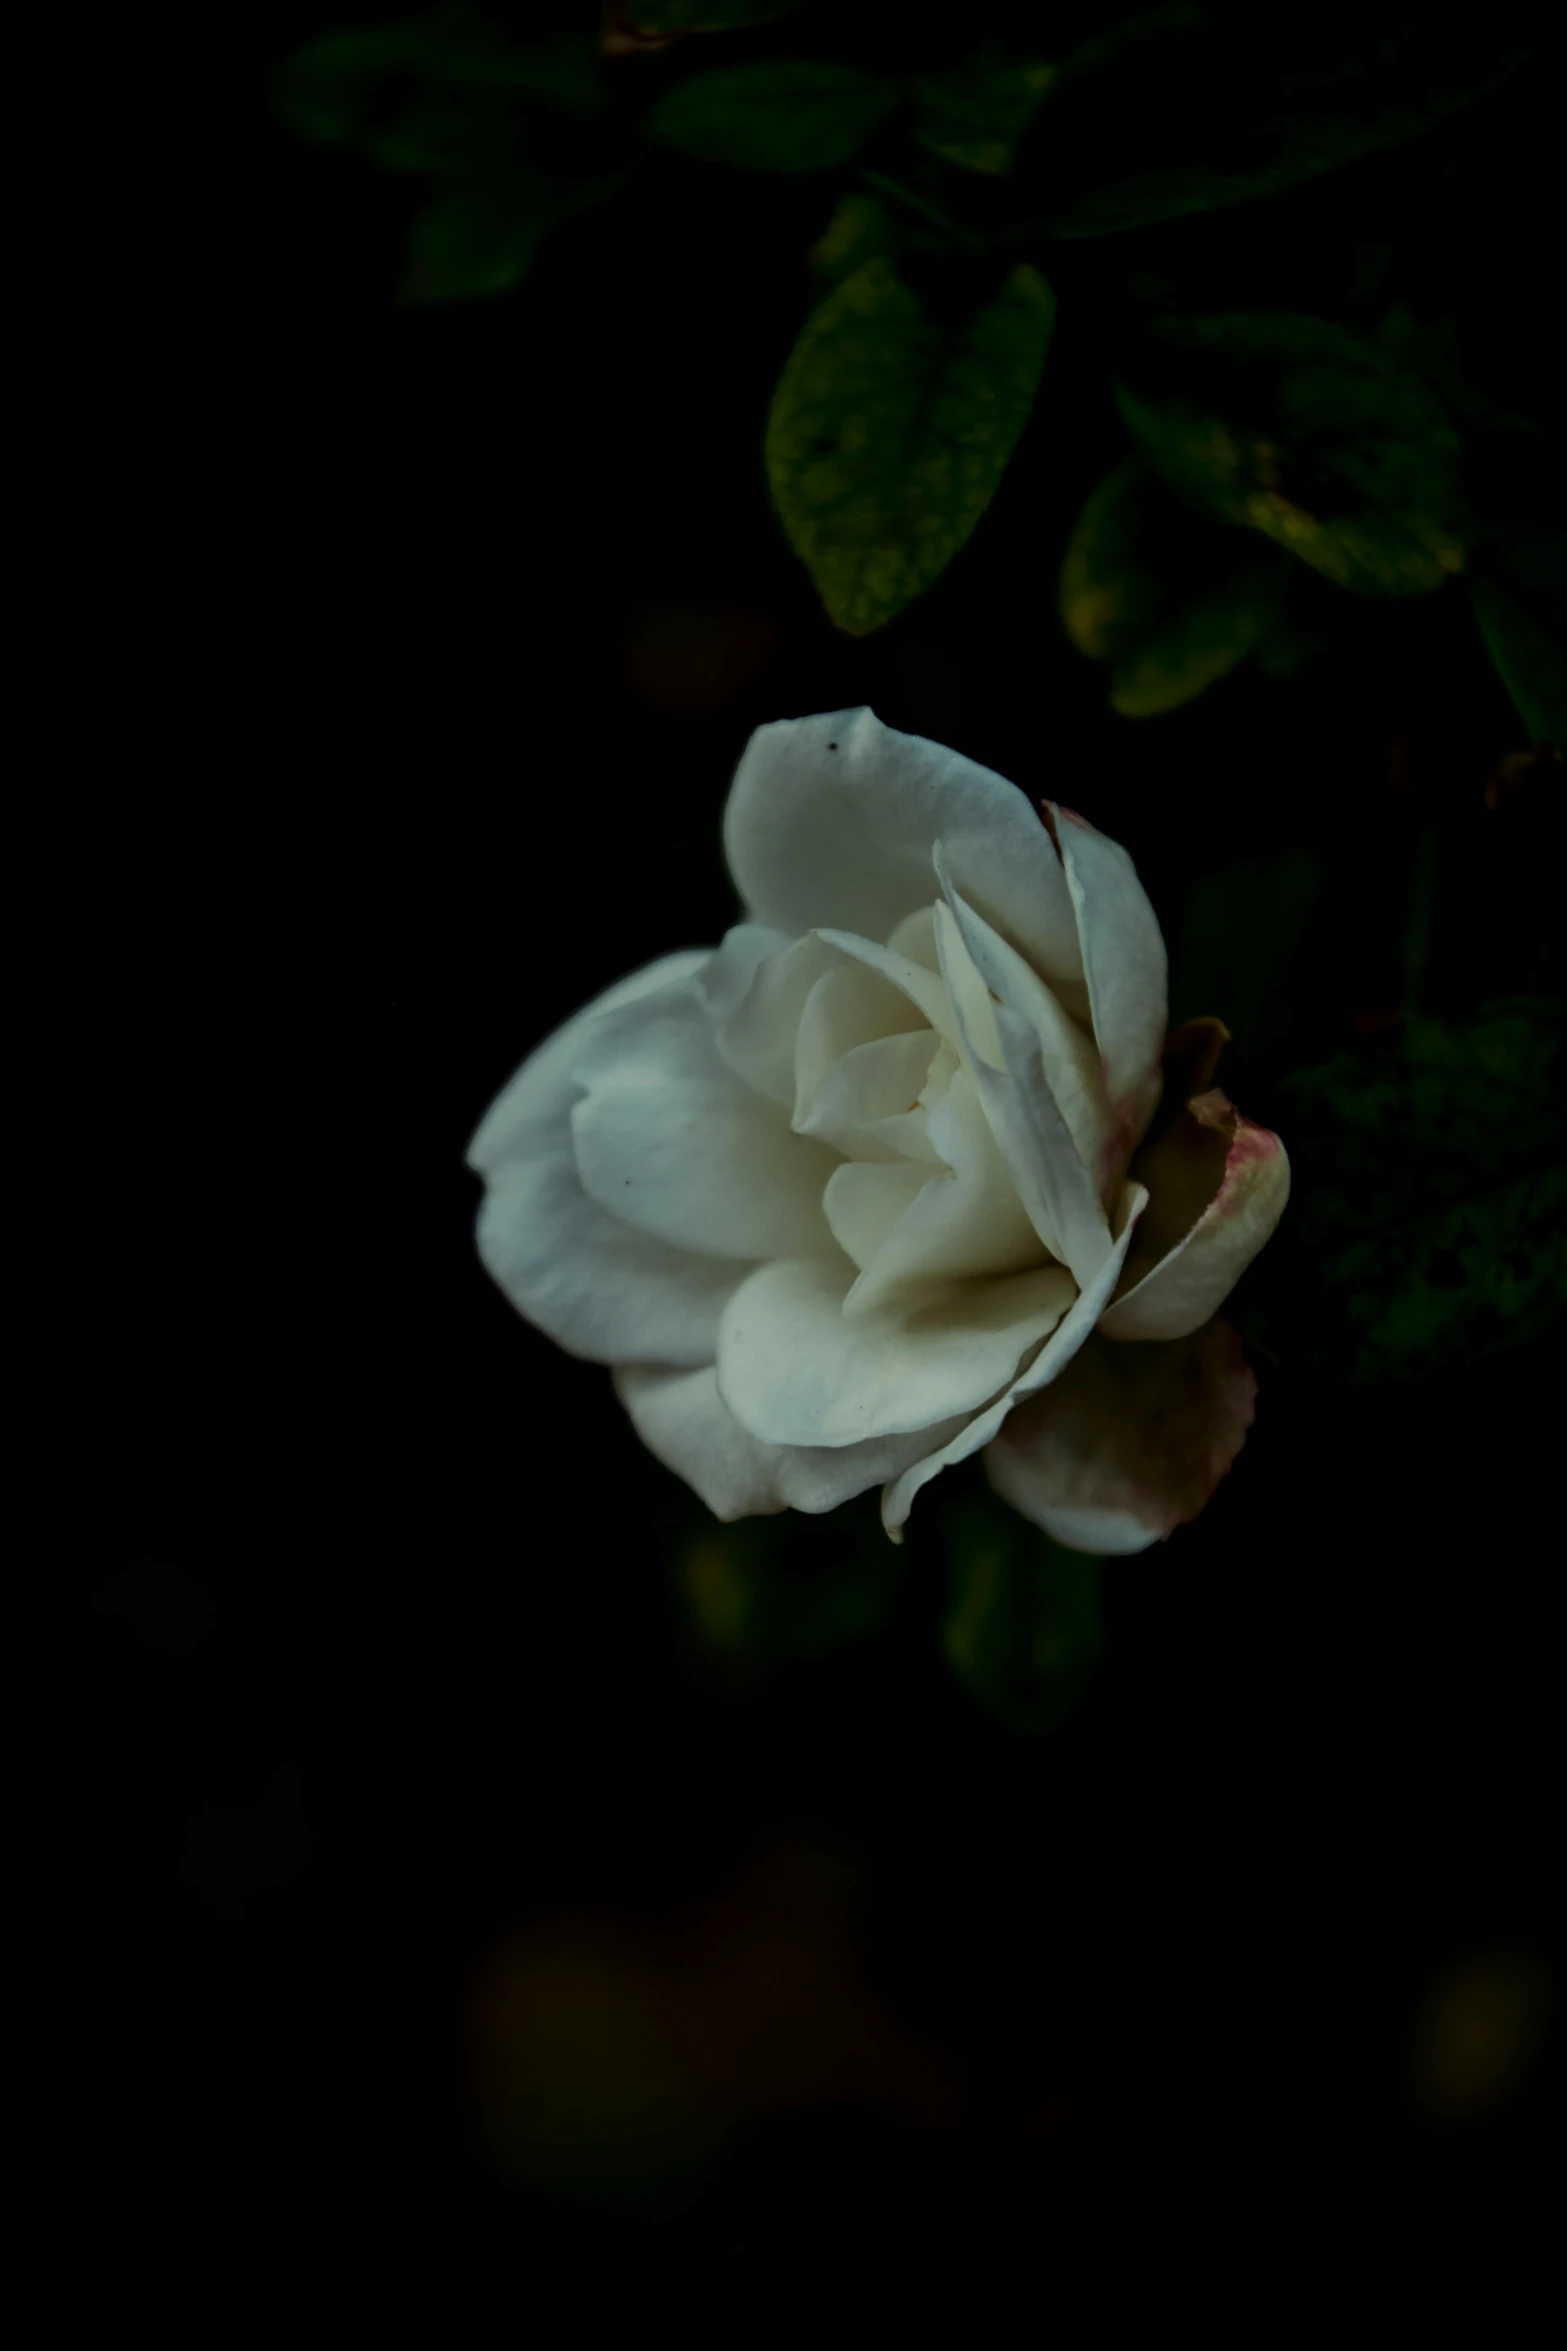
(39, 6, 1558, 2338)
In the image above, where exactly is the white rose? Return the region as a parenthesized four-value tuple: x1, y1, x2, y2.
(466, 709, 1289, 1553)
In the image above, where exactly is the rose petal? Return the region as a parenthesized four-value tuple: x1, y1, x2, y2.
(724, 708, 1083, 999)
(1043, 802, 1167, 1146)
(932, 896, 1109, 1287)
(613, 1364, 972, 1521)
(1098, 1089, 1290, 1341)
(837, 1060, 1048, 1314)
(715, 931, 843, 1105)
(934, 843, 1116, 1189)
(794, 1029, 946, 1163)
(570, 972, 841, 1263)
(467, 951, 744, 1365)
(984, 1318, 1257, 1555)
(717, 1254, 1076, 1450)
(880, 1179, 1148, 1539)
(693, 921, 793, 1030)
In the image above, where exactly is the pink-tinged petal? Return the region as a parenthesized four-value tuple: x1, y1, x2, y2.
(717, 1255, 1076, 1450)
(723, 709, 1083, 998)
(612, 1364, 972, 1523)
(1042, 802, 1167, 1145)
(984, 1319, 1257, 1555)
(570, 973, 841, 1263)
(467, 951, 746, 1366)
(1098, 1089, 1290, 1342)
(880, 1179, 1149, 1541)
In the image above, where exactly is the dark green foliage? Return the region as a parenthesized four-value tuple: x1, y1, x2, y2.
(910, 52, 1057, 177)
(1059, 453, 1296, 714)
(766, 258, 1053, 632)
(647, 60, 901, 171)
(941, 1491, 1104, 1737)
(1019, 4, 1528, 238)
(1468, 521, 1567, 753)
(1112, 312, 1467, 596)
(677, 1496, 906, 1660)
(270, 9, 627, 299)
(1242, 999, 1567, 1384)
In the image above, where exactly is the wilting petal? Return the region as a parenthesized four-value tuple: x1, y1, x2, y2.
(1044, 803, 1167, 1143)
(1099, 1089, 1290, 1341)
(933, 897, 1109, 1286)
(570, 971, 840, 1264)
(467, 951, 744, 1365)
(880, 1179, 1148, 1538)
(717, 1254, 1076, 1449)
(724, 708, 1083, 998)
(613, 1364, 972, 1521)
(984, 1319, 1257, 1555)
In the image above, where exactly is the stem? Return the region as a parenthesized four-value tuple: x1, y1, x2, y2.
(857, 167, 984, 250)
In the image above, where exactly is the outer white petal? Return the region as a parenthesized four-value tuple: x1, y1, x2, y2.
(984, 1320, 1257, 1554)
(932, 898, 1109, 1287)
(570, 972, 841, 1263)
(723, 708, 1084, 998)
(1044, 802, 1168, 1150)
(613, 1364, 972, 1521)
(880, 1179, 1149, 1540)
(934, 843, 1117, 1194)
(467, 951, 744, 1366)
(717, 1255, 1076, 1450)
(693, 921, 793, 1029)
(1099, 1090, 1290, 1341)
(715, 931, 843, 1105)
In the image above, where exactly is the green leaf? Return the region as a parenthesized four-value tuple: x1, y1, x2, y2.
(1113, 312, 1466, 596)
(942, 1492, 1103, 1737)
(1025, 5, 1528, 238)
(766, 257, 1054, 633)
(1468, 520, 1567, 753)
(807, 190, 897, 288)
(911, 52, 1057, 176)
(677, 1503, 905, 1661)
(646, 59, 902, 172)
(1059, 452, 1294, 715)
(1245, 998, 1567, 1384)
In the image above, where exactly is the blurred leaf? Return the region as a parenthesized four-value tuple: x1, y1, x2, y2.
(1060, 452, 1293, 715)
(1113, 311, 1466, 596)
(766, 256, 1053, 633)
(622, 0, 805, 27)
(272, 13, 607, 167)
(808, 190, 897, 287)
(1244, 998, 1567, 1383)
(1468, 519, 1567, 753)
(679, 1506, 905, 1661)
(942, 1493, 1103, 1737)
(646, 59, 902, 171)
(272, 11, 628, 301)
(1024, 5, 1527, 238)
(911, 52, 1057, 176)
